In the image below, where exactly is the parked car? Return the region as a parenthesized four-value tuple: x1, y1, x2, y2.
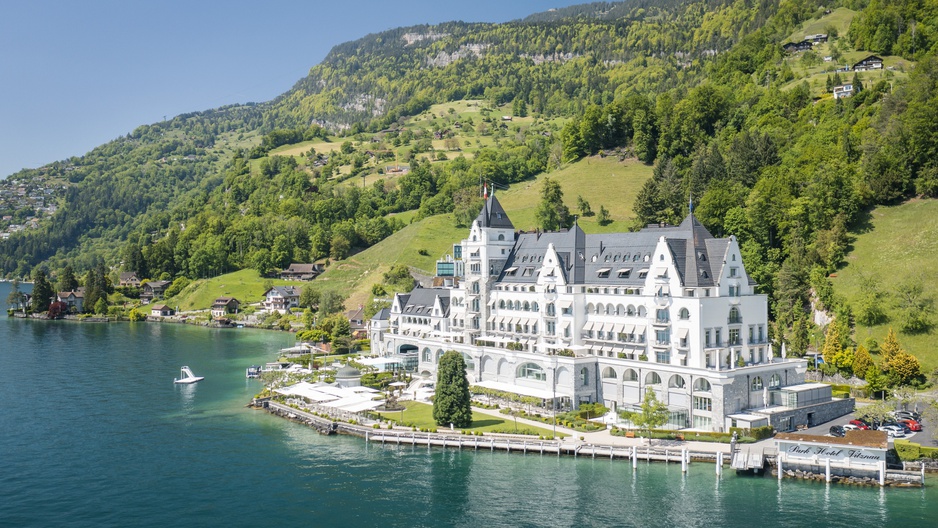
(829, 425, 846, 437)
(848, 420, 871, 430)
(900, 419, 923, 432)
(894, 411, 921, 422)
(879, 421, 913, 435)
(879, 425, 906, 438)
(842, 423, 859, 431)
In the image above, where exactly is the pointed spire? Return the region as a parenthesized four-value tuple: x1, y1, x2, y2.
(689, 193, 694, 214)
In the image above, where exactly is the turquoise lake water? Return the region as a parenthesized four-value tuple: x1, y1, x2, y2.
(1, 283, 936, 527)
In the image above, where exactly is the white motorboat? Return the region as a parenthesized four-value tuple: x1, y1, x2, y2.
(174, 366, 204, 384)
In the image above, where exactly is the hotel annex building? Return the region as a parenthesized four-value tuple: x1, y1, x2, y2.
(370, 196, 847, 432)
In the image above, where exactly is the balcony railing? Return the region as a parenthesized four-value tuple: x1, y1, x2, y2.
(727, 317, 743, 325)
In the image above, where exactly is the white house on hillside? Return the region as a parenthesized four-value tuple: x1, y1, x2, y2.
(263, 286, 300, 314)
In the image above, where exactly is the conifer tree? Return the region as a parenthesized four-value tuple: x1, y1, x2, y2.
(535, 178, 570, 231)
(433, 351, 472, 428)
(852, 345, 873, 380)
(30, 268, 54, 313)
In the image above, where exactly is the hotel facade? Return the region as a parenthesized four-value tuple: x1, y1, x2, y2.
(370, 196, 848, 432)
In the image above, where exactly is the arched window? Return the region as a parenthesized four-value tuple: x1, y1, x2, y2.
(602, 367, 617, 380)
(594, 303, 603, 315)
(729, 307, 741, 324)
(499, 300, 506, 309)
(679, 307, 690, 320)
(462, 353, 475, 371)
(623, 369, 638, 382)
(586, 303, 595, 314)
(517, 362, 546, 381)
(605, 305, 613, 315)
(580, 367, 590, 386)
(523, 301, 530, 311)
(668, 375, 686, 389)
(751, 376, 763, 391)
(616, 304, 625, 316)
(769, 374, 780, 388)
(546, 303, 555, 316)
(514, 300, 521, 310)
(532, 302, 539, 312)
(471, 282, 480, 294)
(626, 305, 636, 316)
(646, 372, 662, 385)
(637, 306, 647, 317)
(694, 378, 712, 392)
(422, 348, 432, 362)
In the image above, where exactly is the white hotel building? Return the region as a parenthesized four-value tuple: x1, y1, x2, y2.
(370, 196, 850, 432)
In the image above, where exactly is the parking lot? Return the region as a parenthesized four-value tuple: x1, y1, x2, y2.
(798, 409, 937, 446)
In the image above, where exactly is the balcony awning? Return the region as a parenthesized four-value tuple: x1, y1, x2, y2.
(678, 327, 690, 339)
(623, 324, 635, 334)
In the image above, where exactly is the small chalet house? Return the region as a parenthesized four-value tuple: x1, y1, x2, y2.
(833, 84, 854, 99)
(280, 263, 323, 281)
(150, 304, 174, 317)
(804, 33, 828, 44)
(262, 286, 300, 314)
(211, 297, 241, 318)
(853, 55, 884, 71)
(57, 291, 84, 313)
(118, 272, 141, 288)
(346, 305, 367, 339)
(782, 40, 812, 53)
(140, 280, 171, 304)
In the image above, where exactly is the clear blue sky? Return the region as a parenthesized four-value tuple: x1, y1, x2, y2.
(0, 0, 584, 179)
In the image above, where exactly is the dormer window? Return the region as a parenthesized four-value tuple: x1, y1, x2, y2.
(597, 268, 611, 278)
(638, 269, 649, 279)
(700, 269, 709, 279)
(698, 251, 707, 261)
(617, 268, 631, 278)
(522, 267, 534, 277)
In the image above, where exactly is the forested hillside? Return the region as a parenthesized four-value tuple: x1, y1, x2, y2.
(3, 0, 938, 373)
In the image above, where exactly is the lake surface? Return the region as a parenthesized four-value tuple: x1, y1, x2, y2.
(1, 282, 936, 527)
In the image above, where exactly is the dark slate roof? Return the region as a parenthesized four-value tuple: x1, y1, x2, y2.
(266, 286, 299, 297)
(400, 287, 451, 317)
(372, 308, 391, 321)
(475, 195, 514, 229)
(497, 214, 732, 288)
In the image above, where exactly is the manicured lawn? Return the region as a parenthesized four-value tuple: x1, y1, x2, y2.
(376, 401, 562, 437)
(831, 199, 938, 370)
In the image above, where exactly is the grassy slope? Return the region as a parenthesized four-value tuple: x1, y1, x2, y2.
(170, 268, 304, 312)
(831, 199, 938, 370)
(170, 153, 651, 313)
(780, 8, 913, 97)
(496, 156, 652, 233)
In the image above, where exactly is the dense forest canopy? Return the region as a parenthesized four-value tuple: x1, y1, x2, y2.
(2, 0, 938, 364)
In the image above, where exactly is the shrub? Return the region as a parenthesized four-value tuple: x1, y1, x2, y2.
(894, 440, 920, 461)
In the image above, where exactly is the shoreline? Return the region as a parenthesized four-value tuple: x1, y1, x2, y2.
(257, 398, 927, 487)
